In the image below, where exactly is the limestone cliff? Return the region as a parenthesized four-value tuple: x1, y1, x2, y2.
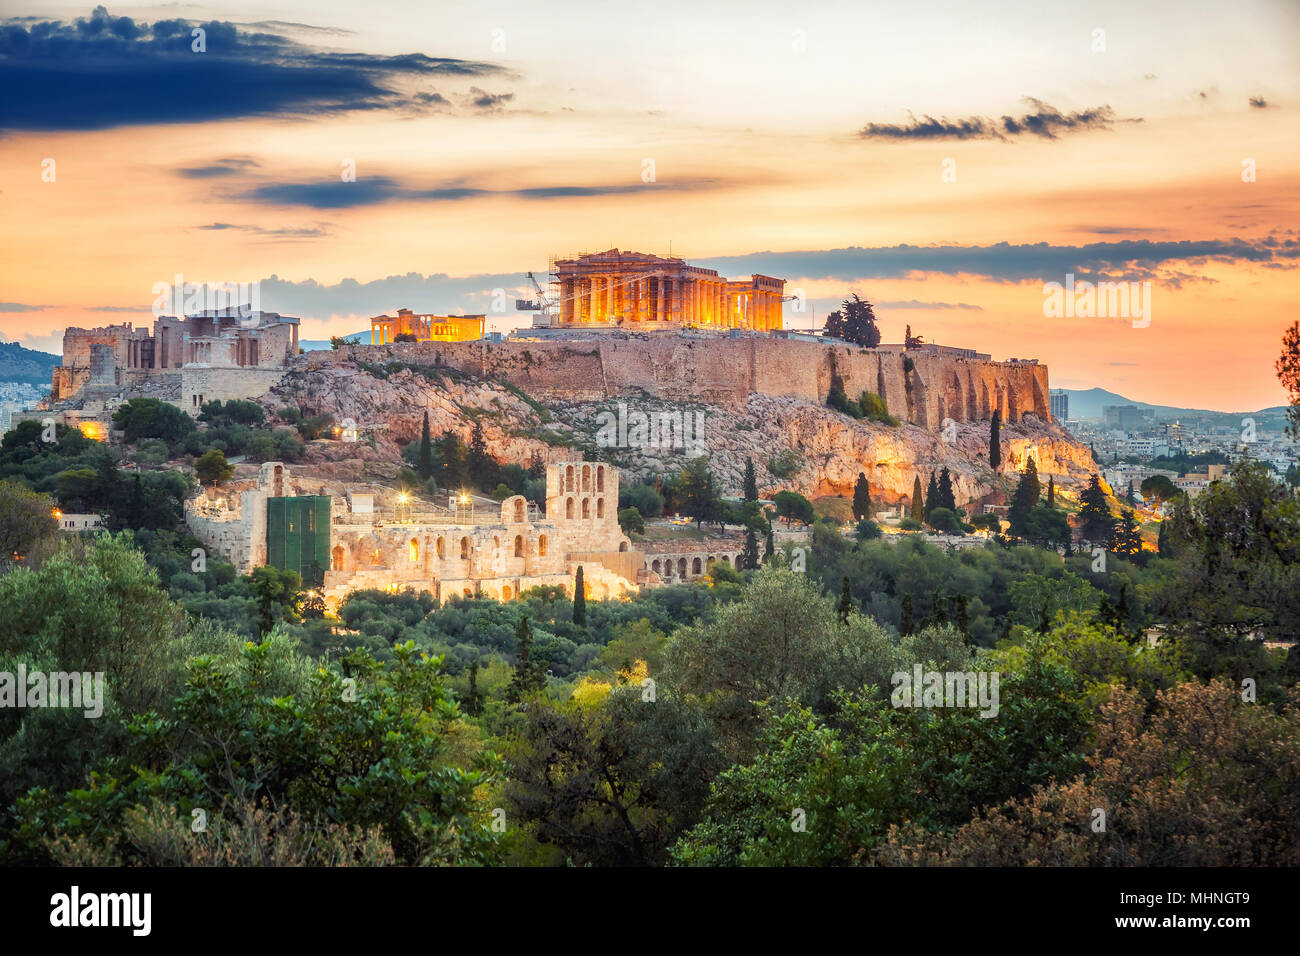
(264, 352, 1097, 508)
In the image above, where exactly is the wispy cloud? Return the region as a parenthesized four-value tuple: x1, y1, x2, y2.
(0, 302, 52, 312)
(860, 98, 1126, 142)
(874, 300, 983, 310)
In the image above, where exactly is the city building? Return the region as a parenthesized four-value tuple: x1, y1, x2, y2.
(1049, 388, 1069, 422)
(550, 249, 786, 330)
(1103, 404, 1154, 431)
(368, 309, 485, 345)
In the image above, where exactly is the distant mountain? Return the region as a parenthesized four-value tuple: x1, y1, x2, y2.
(0, 341, 58, 384)
(1060, 387, 1286, 421)
(300, 332, 367, 351)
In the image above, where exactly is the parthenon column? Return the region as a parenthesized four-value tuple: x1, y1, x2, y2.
(606, 276, 616, 323)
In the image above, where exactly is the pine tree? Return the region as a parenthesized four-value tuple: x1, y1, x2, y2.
(925, 472, 939, 521)
(743, 457, 758, 502)
(852, 472, 871, 521)
(989, 410, 1002, 469)
(742, 526, 760, 570)
(467, 420, 497, 490)
(899, 594, 914, 635)
(837, 575, 855, 624)
(1077, 473, 1116, 548)
(1007, 458, 1042, 539)
(1114, 509, 1142, 558)
(1125, 479, 1136, 504)
(572, 565, 586, 625)
(911, 475, 925, 522)
(937, 467, 956, 511)
(417, 410, 433, 482)
(1046, 475, 1055, 507)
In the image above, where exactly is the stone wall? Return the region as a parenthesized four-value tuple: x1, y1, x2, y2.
(301, 337, 1050, 428)
(179, 366, 287, 415)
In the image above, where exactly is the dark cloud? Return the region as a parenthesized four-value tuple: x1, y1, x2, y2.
(233, 176, 716, 209)
(465, 87, 515, 110)
(178, 157, 260, 178)
(1249, 96, 1271, 109)
(197, 221, 330, 238)
(695, 236, 1300, 287)
(0, 6, 508, 131)
(861, 99, 1124, 141)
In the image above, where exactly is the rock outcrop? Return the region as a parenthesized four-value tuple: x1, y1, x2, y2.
(265, 353, 1097, 509)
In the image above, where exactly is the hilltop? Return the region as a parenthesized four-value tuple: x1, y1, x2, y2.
(0, 341, 58, 385)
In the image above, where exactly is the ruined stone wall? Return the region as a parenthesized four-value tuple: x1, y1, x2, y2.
(179, 366, 287, 415)
(302, 337, 1050, 427)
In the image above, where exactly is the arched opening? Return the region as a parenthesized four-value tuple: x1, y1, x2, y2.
(566, 497, 574, 519)
(619, 541, 628, 552)
(596, 465, 605, 492)
(514, 534, 523, 557)
(514, 498, 525, 523)
(692, 557, 702, 575)
(596, 498, 605, 519)
(582, 465, 591, 491)
(582, 498, 590, 519)
(502, 585, 512, 601)
(721, 555, 731, 566)
(652, 559, 661, 574)
(677, 557, 687, 577)
(538, 534, 548, 556)
(460, 537, 470, 559)
(436, 537, 445, 559)
(409, 538, 419, 562)
(565, 465, 574, 492)
(332, 545, 345, 571)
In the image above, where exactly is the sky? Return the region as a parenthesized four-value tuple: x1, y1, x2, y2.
(1, 0, 1297, 411)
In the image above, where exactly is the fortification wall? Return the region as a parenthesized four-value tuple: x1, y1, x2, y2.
(300, 337, 1050, 427)
(179, 366, 287, 415)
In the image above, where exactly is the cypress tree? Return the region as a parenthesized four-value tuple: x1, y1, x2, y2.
(989, 410, 1002, 469)
(899, 594, 914, 636)
(911, 475, 925, 522)
(1046, 475, 1055, 507)
(764, 527, 774, 562)
(925, 472, 939, 521)
(952, 593, 970, 640)
(837, 575, 855, 624)
(418, 410, 433, 481)
(743, 457, 758, 502)
(572, 565, 586, 625)
(466, 659, 481, 716)
(937, 467, 956, 511)
(852, 472, 871, 521)
(742, 526, 760, 570)
(508, 618, 542, 702)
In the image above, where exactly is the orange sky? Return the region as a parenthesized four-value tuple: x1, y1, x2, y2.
(2, 0, 1298, 410)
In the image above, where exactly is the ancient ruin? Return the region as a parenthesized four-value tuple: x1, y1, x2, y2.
(185, 460, 645, 609)
(549, 249, 786, 330)
(51, 309, 300, 409)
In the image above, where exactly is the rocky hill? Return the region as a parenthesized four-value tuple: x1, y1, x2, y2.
(263, 354, 1098, 509)
(0, 341, 58, 385)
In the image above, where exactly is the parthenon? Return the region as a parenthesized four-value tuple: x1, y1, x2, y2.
(554, 249, 786, 331)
